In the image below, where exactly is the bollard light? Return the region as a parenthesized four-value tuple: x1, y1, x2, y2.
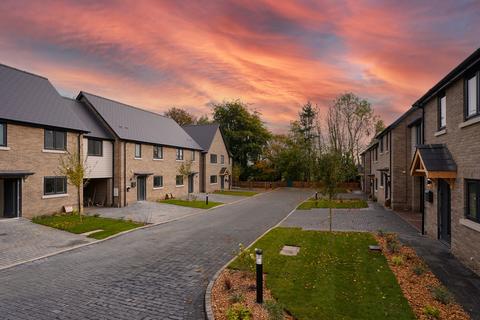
(206, 193, 209, 205)
(255, 248, 263, 304)
(315, 191, 318, 200)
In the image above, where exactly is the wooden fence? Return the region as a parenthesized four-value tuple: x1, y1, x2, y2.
(233, 180, 361, 190)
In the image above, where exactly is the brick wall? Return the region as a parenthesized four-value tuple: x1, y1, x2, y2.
(0, 123, 82, 218)
(203, 129, 232, 193)
(120, 142, 200, 205)
(423, 76, 480, 274)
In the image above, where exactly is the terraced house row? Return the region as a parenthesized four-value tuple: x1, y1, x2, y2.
(361, 48, 480, 275)
(0, 64, 232, 219)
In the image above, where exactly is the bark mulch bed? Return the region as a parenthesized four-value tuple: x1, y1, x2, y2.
(376, 233, 471, 320)
(212, 269, 293, 320)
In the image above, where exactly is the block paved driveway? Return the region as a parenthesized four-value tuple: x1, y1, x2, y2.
(0, 188, 311, 320)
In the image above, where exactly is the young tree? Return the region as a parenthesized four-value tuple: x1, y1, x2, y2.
(58, 151, 89, 217)
(212, 100, 271, 179)
(318, 150, 346, 231)
(178, 160, 194, 199)
(164, 107, 197, 126)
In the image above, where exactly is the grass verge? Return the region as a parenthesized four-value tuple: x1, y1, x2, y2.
(159, 199, 222, 209)
(298, 198, 368, 210)
(32, 214, 144, 240)
(229, 228, 415, 320)
(213, 190, 258, 197)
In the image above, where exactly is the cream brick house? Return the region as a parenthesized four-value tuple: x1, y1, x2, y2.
(77, 92, 203, 207)
(0, 64, 87, 218)
(183, 124, 232, 193)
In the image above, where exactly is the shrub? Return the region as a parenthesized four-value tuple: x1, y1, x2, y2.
(385, 234, 401, 253)
(264, 300, 284, 320)
(430, 285, 453, 305)
(377, 229, 385, 238)
(423, 305, 440, 319)
(226, 304, 251, 320)
(233, 243, 255, 273)
(229, 293, 245, 304)
(412, 264, 427, 276)
(391, 256, 404, 266)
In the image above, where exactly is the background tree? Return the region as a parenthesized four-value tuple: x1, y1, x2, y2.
(327, 93, 378, 164)
(58, 151, 89, 217)
(318, 150, 346, 231)
(212, 100, 271, 180)
(164, 107, 197, 126)
(197, 114, 212, 125)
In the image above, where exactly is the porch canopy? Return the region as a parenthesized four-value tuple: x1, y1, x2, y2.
(219, 167, 230, 176)
(0, 170, 34, 179)
(410, 144, 456, 181)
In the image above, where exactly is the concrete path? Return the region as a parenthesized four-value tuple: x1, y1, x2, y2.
(283, 201, 480, 320)
(0, 219, 94, 270)
(0, 188, 312, 320)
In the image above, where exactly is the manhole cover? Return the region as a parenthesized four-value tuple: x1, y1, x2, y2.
(280, 245, 300, 256)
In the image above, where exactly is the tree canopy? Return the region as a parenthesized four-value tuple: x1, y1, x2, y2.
(164, 107, 197, 126)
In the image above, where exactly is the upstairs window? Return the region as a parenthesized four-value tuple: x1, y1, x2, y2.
(221, 155, 225, 164)
(45, 129, 66, 150)
(466, 74, 479, 119)
(153, 145, 163, 159)
(438, 94, 446, 130)
(87, 139, 102, 156)
(191, 150, 196, 161)
(135, 143, 142, 158)
(374, 147, 378, 161)
(210, 154, 218, 163)
(0, 122, 6, 146)
(176, 148, 184, 160)
(380, 137, 384, 153)
(385, 133, 389, 151)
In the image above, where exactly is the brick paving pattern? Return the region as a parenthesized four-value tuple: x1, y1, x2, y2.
(0, 188, 311, 320)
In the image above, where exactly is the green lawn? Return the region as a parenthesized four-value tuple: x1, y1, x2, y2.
(298, 199, 368, 210)
(159, 199, 223, 209)
(229, 228, 415, 320)
(32, 214, 144, 240)
(213, 190, 258, 197)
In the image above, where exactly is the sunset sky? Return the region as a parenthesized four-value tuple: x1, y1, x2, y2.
(1, 0, 479, 132)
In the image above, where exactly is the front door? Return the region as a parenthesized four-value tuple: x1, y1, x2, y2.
(188, 174, 194, 193)
(4, 179, 20, 218)
(220, 175, 225, 190)
(438, 179, 451, 244)
(137, 176, 146, 201)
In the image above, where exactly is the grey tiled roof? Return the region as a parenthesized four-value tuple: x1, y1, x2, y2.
(0, 64, 86, 132)
(79, 92, 202, 150)
(417, 144, 457, 172)
(182, 124, 220, 151)
(64, 98, 113, 140)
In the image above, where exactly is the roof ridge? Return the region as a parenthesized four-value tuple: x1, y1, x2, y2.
(0, 63, 48, 80)
(80, 91, 170, 119)
(182, 123, 219, 128)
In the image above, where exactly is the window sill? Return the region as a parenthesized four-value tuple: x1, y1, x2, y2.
(175, 185, 184, 188)
(153, 158, 164, 161)
(153, 187, 164, 190)
(460, 218, 480, 233)
(134, 157, 142, 160)
(43, 149, 66, 154)
(459, 116, 480, 129)
(87, 154, 103, 157)
(434, 129, 447, 137)
(210, 182, 218, 185)
(42, 193, 68, 199)
(0, 146, 10, 151)
(176, 159, 184, 162)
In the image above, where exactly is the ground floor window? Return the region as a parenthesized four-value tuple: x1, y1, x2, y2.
(210, 175, 217, 184)
(176, 175, 184, 186)
(153, 176, 163, 188)
(44, 176, 67, 195)
(466, 179, 480, 223)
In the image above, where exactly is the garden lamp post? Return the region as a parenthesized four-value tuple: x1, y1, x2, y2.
(255, 248, 263, 304)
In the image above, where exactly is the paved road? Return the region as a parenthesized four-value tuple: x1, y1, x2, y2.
(0, 188, 311, 320)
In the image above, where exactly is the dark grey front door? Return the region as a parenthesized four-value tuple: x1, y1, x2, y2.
(438, 179, 451, 244)
(220, 175, 225, 190)
(188, 175, 194, 193)
(137, 176, 146, 201)
(4, 178, 20, 218)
